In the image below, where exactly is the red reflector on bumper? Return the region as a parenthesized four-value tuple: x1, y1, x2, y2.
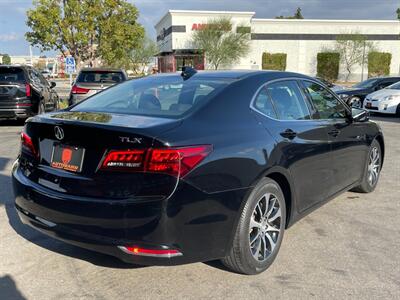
(118, 246, 183, 258)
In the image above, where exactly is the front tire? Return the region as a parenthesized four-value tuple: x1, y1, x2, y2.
(222, 178, 286, 275)
(352, 139, 382, 193)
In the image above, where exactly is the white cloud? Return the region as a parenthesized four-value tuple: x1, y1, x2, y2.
(0, 32, 19, 42)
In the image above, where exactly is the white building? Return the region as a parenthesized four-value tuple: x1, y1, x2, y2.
(155, 10, 400, 81)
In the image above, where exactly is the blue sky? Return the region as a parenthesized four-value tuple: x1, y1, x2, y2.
(0, 0, 399, 56)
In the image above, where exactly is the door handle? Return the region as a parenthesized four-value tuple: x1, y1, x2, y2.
(328, 129, 340, 137)
(280, 129, 297, 140)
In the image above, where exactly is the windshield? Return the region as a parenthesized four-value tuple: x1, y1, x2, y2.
(71, 75, 232, 118)
(387, 82, 400, 90)
(0, 67, 26, 83)
(77, 71, 124, 84)
(353, 78, 379, 89)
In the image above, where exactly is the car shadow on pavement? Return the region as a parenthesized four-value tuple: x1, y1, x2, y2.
(0, 275, 27, 300)
(0, 120, 25, 126)
(0, 159, 144, 270)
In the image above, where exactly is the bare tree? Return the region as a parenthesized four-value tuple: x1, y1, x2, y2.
(335, 33, 375, 81)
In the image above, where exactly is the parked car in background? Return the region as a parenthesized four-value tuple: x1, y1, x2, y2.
(0, 65, 59, 120)
(364, 81, 400, 116)
(13, 68, 384, 275)
(68, 68, 128, 105)
(41, 70, 51, 79)
(336, 76, 400, 108)
(315, 77, 344, 92)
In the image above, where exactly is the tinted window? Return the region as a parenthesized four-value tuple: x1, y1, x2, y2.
(303, 81, 347, 119)
(72, 76, 231, 118)
(77, 71, 124, 84)
(387, 82, 400, 90)
(353, 78, 379, 89)
(253, 87, 277, 119)
(267, 81, 310, 120)
(0, 67, 26, 83)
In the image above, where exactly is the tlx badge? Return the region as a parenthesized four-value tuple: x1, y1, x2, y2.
(119, 136, 143, 144)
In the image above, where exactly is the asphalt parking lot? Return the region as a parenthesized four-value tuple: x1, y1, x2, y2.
(0, 115, 399, 300)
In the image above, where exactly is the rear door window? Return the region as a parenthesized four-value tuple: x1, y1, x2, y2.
(77, 71, 124, 84)
(253, 87, 277, 119)
(0, 67, 26, 83)
(266, 80, 311, 120)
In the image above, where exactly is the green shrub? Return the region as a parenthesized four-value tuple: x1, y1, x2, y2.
(262, 53, 287, 71)
(316, 52, 340, 81)
(368, 52, 391, 77)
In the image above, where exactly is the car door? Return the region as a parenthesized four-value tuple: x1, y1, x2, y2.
(301, 80, 369, 196)
(252, 79, 334, 212)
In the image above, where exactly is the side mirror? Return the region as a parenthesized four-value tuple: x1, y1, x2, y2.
(350, 108, 369, 122)
(50, 81, 56, 88)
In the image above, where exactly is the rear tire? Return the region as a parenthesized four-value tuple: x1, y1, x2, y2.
(396, 104, 400, 117)
(351, 139, 382, 193)
(221, 178, 286, 275)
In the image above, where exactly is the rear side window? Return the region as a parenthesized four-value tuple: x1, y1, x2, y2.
(0, 67, 26, 83)
(266, 81, 310, 120)
(77, 71, 124, 84)
(253, 87, 277, 119)
(71, 76, 231, 118)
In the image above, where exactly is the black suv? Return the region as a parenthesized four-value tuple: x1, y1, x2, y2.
(336, 76, 400, 108)
(0, 65, 59, 120)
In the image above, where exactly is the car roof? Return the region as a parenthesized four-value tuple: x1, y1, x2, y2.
(369, 76, 400, 80)
(0, 64, 31, 69)
(154, 70, 311, 80)
(79, 67, 125, 72)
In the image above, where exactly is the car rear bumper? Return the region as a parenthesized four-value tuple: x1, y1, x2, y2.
(12, 160, 247, 265)
(0, 107, 33, 119)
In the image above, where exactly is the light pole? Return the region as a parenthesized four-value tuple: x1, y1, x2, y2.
(361, 40, 366, 81)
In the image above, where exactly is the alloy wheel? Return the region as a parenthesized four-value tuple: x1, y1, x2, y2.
(351, 98, 362, 108)
(249, 193, 282, 262)
(367, 146, 380, 186)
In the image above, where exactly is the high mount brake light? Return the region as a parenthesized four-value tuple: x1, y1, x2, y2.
(71, 85, 90, 94)
(100, 145, 212, 178)
(118, 246, 183, 258)
(21, 132, 38, 158)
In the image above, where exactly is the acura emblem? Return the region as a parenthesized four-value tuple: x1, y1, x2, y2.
(54, 126, 64, 140)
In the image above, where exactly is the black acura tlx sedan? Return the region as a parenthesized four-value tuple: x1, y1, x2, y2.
(12, 68, 384, 275)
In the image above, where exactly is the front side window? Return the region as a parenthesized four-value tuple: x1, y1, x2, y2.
(302, 81, 347, 119)
(71, 76, 231, 118)
(266, 81, 310, 120)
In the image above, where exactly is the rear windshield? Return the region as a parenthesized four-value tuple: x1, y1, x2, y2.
(77, 71, 124, 84)
(71, 75, 232, 118)
(0, 67, 26, 83)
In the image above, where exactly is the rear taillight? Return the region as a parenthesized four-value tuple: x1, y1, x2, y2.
(101, 150, 146, 171)
(21, 132, 38, 158)
(71, 85, 90, 94)
(25, 84, 31, 97)
(118, 246, 182, 258)
(100, 145, 212, 177)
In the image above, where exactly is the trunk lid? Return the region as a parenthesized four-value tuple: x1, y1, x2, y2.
(21, 111, 182, 199)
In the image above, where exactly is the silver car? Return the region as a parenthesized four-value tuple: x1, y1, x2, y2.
(68, 68, 128, 105)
